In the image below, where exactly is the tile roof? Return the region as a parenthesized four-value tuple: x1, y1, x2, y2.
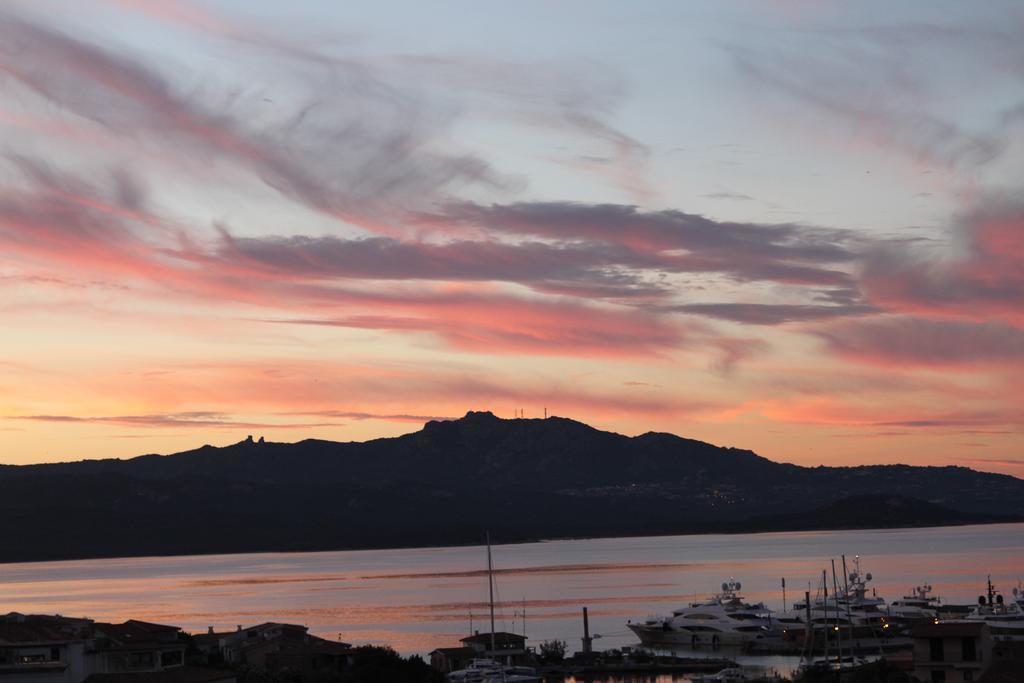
(0, 613, 91, 645)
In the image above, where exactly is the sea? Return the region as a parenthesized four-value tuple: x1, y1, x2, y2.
(2, 523, 1021, 681)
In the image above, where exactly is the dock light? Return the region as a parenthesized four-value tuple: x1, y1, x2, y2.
(833, 626, 839, 632)
(934, 618, 940, 624)
(883, 624, 889, 629)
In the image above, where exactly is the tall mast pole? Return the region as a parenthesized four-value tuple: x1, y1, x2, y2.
(487, 532, 496, 653)
(822, 570, 830, 663)
(831, 559, 843, 670)
(841, 555, 853, 653)
(803, 590, 812, 661)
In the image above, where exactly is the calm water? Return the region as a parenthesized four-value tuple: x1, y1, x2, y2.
(1, 523, 1021, 666)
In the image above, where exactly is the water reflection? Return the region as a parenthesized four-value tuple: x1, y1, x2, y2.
(0, 523, 1019, 657)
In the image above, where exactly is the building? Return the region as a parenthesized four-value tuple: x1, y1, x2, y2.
(429, 646, 477, 673)
(205, 622, 353, 675)
(908, 621, 1024, 683)
(0, 613, 354, 682)
(977, 639, 1024, 683)
(190, 628, 234, 664)
(0, 613, 95, 683)
(0, 613, 191, 683)
(262, 639, 354, 676)
(459, 632, 529, 665)
(91, 620, 187, 674)
(218, 623, 311, 666)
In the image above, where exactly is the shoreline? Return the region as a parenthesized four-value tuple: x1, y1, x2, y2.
(2, 518, 1021, 567)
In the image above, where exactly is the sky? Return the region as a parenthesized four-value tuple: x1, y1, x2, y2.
(1, 0, 1022, 474)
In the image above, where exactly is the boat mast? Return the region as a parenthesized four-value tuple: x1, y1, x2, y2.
(841, 555, 854, 653)
(487, 532, 496, 653)
(831, 559, 843, 669)
(804, 590, 812, 660)
(822, 570, 830, 663)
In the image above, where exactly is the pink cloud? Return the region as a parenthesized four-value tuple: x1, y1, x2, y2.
(737, 396, 1022, 431)
(5, 359, 720, 437)
(813, 316, 1024, 368)
(860, 200, 1024, 326)
(20, 412, 341, 430)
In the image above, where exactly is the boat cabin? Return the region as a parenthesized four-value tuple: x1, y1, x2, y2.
(459, 632, 528, 665)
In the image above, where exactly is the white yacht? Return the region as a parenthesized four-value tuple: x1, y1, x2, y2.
(690, 667, 751, 682)
(888, 584, 941, 621)
(773, 557, 890, 641)
(692, 666, 784, 682)
(628, 579, 773, 648)
(447, 658, 541, 682)
(956, 578, 1024, 640)
(792, 557, 885, 614)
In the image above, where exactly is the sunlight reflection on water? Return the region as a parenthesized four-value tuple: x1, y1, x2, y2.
(0, 523, 1020, 657)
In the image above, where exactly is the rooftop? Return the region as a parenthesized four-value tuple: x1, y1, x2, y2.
(0, 613, 92, 645)
(461, 632, 527, 647)
(94, 620, 182, 649)
(911, 621, 988, 638)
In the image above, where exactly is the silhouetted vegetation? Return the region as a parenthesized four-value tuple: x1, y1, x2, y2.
(538, 639, 567, 662)
(337, 647, 441, 683)
(235, 646, 440, 683)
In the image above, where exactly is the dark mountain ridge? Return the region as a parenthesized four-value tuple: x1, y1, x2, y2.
(1, 411, 1020, 563)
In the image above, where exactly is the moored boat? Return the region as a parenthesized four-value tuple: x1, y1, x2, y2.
(889, 583, 941, 621)
(628, 579, 773, 648)
(446, 536, 542, 682)
(447, 658, 541, 682)
(953, 577, 1024, 641)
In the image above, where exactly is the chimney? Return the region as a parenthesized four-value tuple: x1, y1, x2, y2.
(237, 625, 242, 632)
(582, 607, 593, 654)
(208, 626, 214, 635)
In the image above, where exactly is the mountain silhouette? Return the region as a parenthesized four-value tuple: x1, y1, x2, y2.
(0, 411, 1019, 562)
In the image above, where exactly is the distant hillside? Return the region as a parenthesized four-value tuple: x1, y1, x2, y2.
(733, 494, 1016, 532)
(0, 411, 1020, 563)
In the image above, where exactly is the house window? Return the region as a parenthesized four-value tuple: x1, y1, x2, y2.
(962, 637, 976, 662)
(929, 637, 944, 662)
(50, 647, 60, 662)
(930, 671, 946, 683)
(964, 671, 974, 682)
(160, 650, 183, 668)
(128, 651, 154, 668)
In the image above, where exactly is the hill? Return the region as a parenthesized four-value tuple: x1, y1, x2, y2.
(0, 411, 1020, 562)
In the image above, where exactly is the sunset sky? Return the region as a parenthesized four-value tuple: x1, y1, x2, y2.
(1, 0, 1022, 474)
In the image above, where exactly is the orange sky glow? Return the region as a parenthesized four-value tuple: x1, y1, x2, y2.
(1, 1, 1021, 476)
